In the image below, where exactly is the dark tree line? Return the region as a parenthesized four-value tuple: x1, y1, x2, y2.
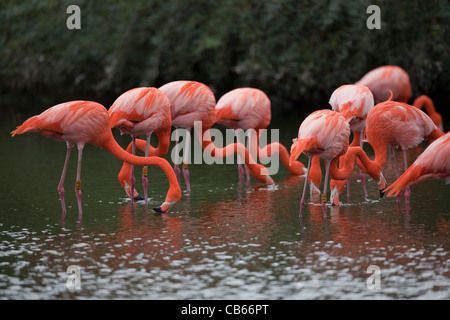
(2, 0, 449, 112)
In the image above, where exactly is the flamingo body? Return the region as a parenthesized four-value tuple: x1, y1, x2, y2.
(291, 110, 350, 163)
(108, 87, 172, 137)
(355, 65, 412, 103)
(159, 80, 216, 130)
(329, 84, 374, 132)
(12, 101, 111, 147)
(215, 88, 271, 130)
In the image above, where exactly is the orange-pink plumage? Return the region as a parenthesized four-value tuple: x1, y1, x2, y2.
(385, 132, 450, 197)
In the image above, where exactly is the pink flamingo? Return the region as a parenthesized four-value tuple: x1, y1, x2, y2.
(215, 87, 306, 179)
(289, 109, 386, 215)
(365, 98, 444, 203)
(412, 95, 444, 131)
(11, 101, 181, 217)
(158, 80, 274, 192)
(384, 132, 450, 197)
(108, 87, 172, 204)
(355, 65, 412, 103)
(327, 84, 375, 205)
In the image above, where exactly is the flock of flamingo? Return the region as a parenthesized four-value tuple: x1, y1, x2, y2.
(11, 65, 448, 218)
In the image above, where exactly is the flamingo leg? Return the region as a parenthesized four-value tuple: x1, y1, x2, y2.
(174, 128, 181, 185)
(321, 160, 330, 215)
(299, 157, 312, 216)
(57, 142, 73, 214)
(392, 147, 402, 203)
(244, 131, 252, 181)
(346, 177, 351, 200)
(75, 144, 84, 219)
(129, 137, 137, 201)
(142, 133, 151, 205)
(403, 149, 411, 203)
(235, 131, 245, 179)
(182, 128, 191, 193)
(359, 131, 368, 198)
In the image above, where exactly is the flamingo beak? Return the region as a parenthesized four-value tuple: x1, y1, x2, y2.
(153, 201, 175, 214)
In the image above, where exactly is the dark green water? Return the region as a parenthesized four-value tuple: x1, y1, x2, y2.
(0, 98, 449, 299)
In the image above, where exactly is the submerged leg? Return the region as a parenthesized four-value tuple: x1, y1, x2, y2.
(321, 160, 331, 215)
(58, 142, 73, 214)
(403, 149, 411, 203)
(235, 130, 245, 179)
(142, 134, 151, 205)
(75, 144, 84, 219)
(392, 147, 402, 203)
(174, 128, 181, 185)
(299, 157, 312, 216)
(182, 128, 191, 193)
(130, 137, 137, 201)
(244, 130, 253, 181)
(359, 131, 368, 198)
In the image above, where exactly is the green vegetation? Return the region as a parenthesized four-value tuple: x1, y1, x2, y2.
(2, 0, 449, 109)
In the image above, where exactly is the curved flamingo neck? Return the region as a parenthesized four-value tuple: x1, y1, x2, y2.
(330, 146, 381, 181)
(350, 131, 363, 147)
(257, 142, 305, 175)
(103, 135, 181, 202)
(413, 95, 437, 114)
(201, 129, 274, 184)
(124, 129, 171, 157)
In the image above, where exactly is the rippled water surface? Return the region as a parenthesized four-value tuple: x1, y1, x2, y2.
(1, 100, 449, 300)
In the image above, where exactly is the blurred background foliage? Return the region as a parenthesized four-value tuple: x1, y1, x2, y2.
(1, 0, 449, 112)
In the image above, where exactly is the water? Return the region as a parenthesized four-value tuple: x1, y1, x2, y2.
(0, 97, 449, 300)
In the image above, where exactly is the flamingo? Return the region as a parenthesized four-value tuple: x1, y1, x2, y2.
(384, 132, 450, 197)
(327, 84, 375, 205)
(158, 80, 274, 192)
(11, 101, 181, 217)
(412, 95, 444, 131)
(289, 109, 386, 215)
(215, 87, 306, 179)
(365, 98, 444, 203)
(108, 87, 172, 205)
(355, 65, 412, 103)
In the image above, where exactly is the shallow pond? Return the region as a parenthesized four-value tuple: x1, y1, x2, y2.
(0, 96, 449, 299)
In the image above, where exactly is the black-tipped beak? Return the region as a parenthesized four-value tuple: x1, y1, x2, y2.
(134, 195, 144, 201)
(379, 189, 386, 198)
(152, 207, 165, 214)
